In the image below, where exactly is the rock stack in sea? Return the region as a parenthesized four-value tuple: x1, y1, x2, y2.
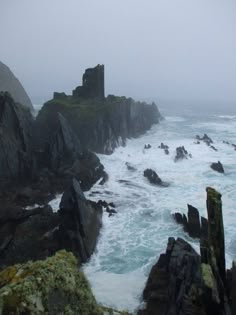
(138, 187, 234, 315)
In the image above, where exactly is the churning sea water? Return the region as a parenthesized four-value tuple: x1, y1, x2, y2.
(83, 106, 236, 313)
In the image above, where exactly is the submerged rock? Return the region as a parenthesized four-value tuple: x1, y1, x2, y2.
(211, 161, 224, 173)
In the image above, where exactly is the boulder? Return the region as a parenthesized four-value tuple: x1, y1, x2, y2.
(144, 144, 152, 149)
(144, 169, 169, 187)
(211, 161, 224, 173)
(0, 61, 33, 110)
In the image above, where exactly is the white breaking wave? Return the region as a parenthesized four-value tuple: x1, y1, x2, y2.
(83, 111, 236, 313)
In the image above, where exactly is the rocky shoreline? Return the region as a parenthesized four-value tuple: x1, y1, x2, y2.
(0, 64, 235, 314)
(0, 64, 162, 314)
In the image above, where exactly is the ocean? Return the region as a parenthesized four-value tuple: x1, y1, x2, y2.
(79, 106, 236, 313)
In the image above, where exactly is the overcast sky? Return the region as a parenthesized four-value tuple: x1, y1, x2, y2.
(1, 0, 236, 106)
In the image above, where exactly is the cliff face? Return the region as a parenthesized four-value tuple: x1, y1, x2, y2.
(36, 95, 162, 154)
(0, 92, 35, 184)
(0, 61, 33, 110)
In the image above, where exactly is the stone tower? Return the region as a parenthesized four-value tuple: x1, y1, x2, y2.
(73, 64, 104, 99)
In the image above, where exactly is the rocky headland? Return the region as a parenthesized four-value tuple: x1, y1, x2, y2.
(0, 64, 162, 314)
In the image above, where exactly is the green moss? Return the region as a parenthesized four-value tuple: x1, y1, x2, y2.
(0, 250, 102, 315)
(201, 263, 215, 289)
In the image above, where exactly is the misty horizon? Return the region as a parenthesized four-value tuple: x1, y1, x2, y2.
(1, 0, 236, 108)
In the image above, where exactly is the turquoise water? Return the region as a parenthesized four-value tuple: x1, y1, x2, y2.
(83, 108, 236, 312)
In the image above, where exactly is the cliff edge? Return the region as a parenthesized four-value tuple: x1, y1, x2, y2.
(0, 61, 33, 110)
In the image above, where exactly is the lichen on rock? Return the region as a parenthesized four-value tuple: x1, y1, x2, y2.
(0, 250, 102, 315)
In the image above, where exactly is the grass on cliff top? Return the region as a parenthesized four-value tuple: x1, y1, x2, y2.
(37, 94, 149, 123)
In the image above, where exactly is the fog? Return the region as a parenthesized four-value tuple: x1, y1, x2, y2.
(1, 0, 236, 107)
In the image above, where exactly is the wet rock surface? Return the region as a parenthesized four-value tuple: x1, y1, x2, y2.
(174, 146, 192, 161)
(140, 187, 232, 315)
(211, 161, 224, 173)
(144, 169, 169, 187)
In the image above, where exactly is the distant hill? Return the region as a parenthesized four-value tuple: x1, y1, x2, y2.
(0, 61, 33, 110)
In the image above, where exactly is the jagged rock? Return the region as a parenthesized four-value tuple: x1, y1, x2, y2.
(201, 216, 209, 240)
(164, 149, 169, 155)
(72, 64, 105, 99)
(146, 188, 230, 314)
(187, 204, 201, 238)
(196, 134, 213, 146)
(59, 178, 102, 263)
(144, 169, 169, 187)
(174, 146, 190, 161)
(0, 92, 35, 185)
(144, 144, 152, 149)
(158, 142, 169, 150)
(0, 179, 102, 267)
(211, 161, 224, 173)
(0, 61, 33, 110)
(49, 113, 82, 171)
(206, 187, 225, 281)
(139, 237, 203, 315)
(0, 204, 60, 267)
(173, 205, 203, 238)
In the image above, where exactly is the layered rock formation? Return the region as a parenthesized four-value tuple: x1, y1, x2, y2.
(0, 178, 102, 268)
(139, 187, 232, 315)
(0, 61, 33, 110)
(0, 92, 35, 185)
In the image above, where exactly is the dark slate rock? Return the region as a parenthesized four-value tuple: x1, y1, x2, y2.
(59, 178, 102, 263)
(187, 204, 201, 238)
(211, 161, 224, 173)
(0, 92, 35, 185)
(158, 142, 169, 150)
(144, 169, 169, 187)
(174, 146, 190, 161)
(144, 144, 152, 149)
